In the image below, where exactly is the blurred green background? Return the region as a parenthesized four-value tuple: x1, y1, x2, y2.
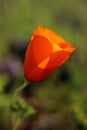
(0, 0, 87, 130)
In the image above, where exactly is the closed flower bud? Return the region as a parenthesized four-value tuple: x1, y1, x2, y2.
(24, 26, 75, 82)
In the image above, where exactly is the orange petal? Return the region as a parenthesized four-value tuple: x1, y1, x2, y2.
(38, 56, 50, 69)
(32, 26, 75, 52)
(24, 66, 43, 82)
(26, 65, 53, 82)
(31, 35, 53, 64)
(27, 51, 71, 82)
(37, 51, 70, 81)
(24, 41, 37, 77)
(58, 42, 75, 52)
(46, 51, 70, 70)
(24, 35, 53, 81)
(33, 25, 66, 45)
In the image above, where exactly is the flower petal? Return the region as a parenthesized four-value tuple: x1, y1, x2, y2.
(31, 35, 53, 64)
(46, 51, 70, 70)
(38, 56, 50, 69)
(24, 66, 43, 82)
(33, 25, 66, 45)
(58, 42, 75, 52)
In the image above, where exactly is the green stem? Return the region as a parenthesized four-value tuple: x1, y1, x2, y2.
(12, 80, 29, 103)
(12, 80, 30, 130)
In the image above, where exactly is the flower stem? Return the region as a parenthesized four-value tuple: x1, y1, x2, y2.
(12, 80, 29, 103)
(12, 80, 30, 130)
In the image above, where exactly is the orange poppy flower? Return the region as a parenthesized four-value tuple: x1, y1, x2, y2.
(24, 26, 75, 82)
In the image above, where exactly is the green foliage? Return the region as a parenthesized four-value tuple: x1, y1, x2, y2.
(11, 98, 36, 118)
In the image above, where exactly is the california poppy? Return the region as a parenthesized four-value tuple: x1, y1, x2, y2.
(24, 26, 75, 82)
